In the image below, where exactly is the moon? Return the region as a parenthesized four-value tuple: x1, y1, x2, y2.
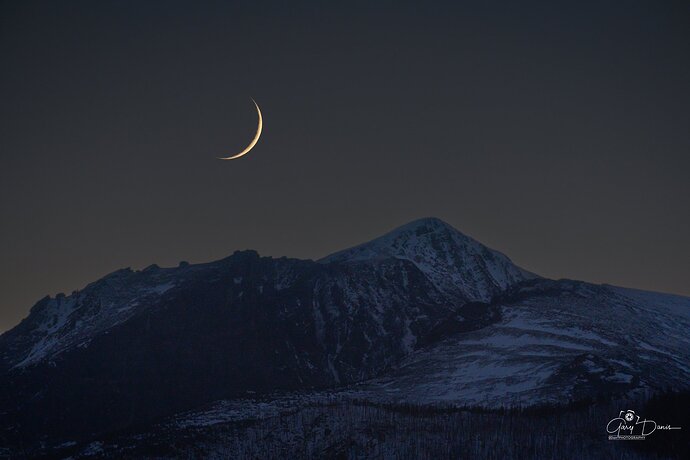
(218, 98, 262, 160)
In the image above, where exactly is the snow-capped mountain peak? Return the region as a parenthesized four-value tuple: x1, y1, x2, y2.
(320, 217, 537, 302)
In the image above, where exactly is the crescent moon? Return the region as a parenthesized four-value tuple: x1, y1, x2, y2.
(218, 98, 262, 160)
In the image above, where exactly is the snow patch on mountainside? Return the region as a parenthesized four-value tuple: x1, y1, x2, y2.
(6, 268, 181, 369)
(354, 280, 690, 407)
(611, 286, 690, 320)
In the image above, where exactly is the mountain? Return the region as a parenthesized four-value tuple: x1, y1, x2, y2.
(0, 218, 533, 376)
(0, 217, 688, 457)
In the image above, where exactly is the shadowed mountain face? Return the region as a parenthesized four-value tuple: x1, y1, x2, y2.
(0, 218, 688, 452)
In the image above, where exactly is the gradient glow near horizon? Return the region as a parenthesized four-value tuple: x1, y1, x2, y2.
(0, 0, 689, 332)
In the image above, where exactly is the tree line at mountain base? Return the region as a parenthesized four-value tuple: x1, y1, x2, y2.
(26, 390, 688, 459)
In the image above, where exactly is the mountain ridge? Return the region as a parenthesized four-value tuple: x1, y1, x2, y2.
(1, 217, 535, 371)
